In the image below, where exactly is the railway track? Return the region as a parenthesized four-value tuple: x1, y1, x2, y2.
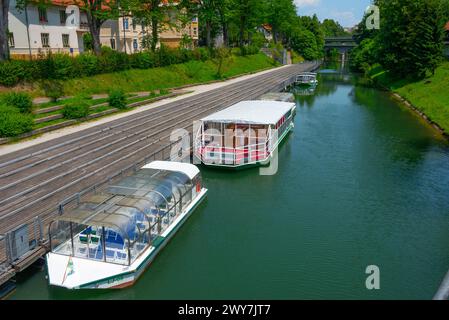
(0, 62, 318, 238)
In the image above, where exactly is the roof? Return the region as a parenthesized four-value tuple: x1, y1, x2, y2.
(201, 101, 295, 125)
(143, 161, 200, 180)
(445, 21, 449, 31)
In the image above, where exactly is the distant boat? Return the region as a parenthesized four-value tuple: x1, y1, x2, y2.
(194, 100, 296, 169)
(46, 161, 207, 289)
(295, 72, 318, 86)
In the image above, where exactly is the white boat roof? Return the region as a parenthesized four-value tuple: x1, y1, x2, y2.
(201, 101, 295, 125)
(142, 161, 200, 179)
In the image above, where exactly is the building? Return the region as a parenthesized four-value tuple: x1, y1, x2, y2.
(258, 24, 273, 42)
(8, 0, 89, 58)
(8, 0, 199, 59)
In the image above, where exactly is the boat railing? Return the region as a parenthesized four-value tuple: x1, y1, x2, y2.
(196, 139, 271, 165)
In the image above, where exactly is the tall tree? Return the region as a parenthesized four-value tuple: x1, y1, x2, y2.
(265, 0, 296, 44)
(231, 0, 265, 48)
(377, 0, 446, 78)
(321, 19, 348, 37)
(129, 0, 175, 51)
(0, 0, 9, 61)
(82, 0, 119, 55)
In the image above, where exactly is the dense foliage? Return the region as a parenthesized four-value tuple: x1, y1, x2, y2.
(62, 99, 90, 119)
(0, 46, 213, 87)
(351, 0, 448, 79)
(0, 105, 34, 137)
(108, 89, 128, 110)
(0, 92, 33, 113)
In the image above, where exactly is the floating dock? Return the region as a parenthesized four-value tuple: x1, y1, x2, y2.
(258, 92, 295, 102)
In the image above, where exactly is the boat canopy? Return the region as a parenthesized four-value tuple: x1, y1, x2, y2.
(200, 101, 295, 125)
(55, 167, 194, 231)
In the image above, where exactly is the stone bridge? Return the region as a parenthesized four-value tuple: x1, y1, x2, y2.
(324, 36, 357, 60)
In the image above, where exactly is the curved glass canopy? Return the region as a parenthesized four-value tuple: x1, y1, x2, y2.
(50, 167, 197, 265)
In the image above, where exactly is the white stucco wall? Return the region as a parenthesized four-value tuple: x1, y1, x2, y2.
(8, 0, 87, 55)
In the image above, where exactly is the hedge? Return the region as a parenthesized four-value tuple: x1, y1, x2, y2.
(0, 46, 215, 87)
(108, 89, 127, 110)
(0, 92, 33, 113)
(0, 105, 34, 137)
(62, 99, 90, 119)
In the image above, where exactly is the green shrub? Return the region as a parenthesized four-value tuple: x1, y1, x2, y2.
(52, 54, 74, 79)
(192, 47, 210, 61)
(0, 105, 34, 137)
(184, 60, 203, 78)
(130, 52, 157, 69)
(108, 89, 127, 109)
(62, 99, 90, 119)
(0, 61, 27, 86)
(1, 92, 33, 113)
(73, 53, 98, 77)
(41, 80, 64, 102)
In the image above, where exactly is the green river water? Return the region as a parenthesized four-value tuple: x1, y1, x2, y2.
(9, 66, 449, 300)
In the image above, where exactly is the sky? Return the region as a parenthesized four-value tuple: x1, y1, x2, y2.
(294, 0, 372, 28)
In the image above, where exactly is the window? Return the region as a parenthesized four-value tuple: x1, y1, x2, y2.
(123, 18, 129, 30)
(62, 34, 70, 48)
(59, 10, 67, 24)
(132, 19, 136, 31)
(133, 39, 138, 51)
(193, 28, 197, 36)
(41, 33, 50, 47)
(8, 33, 14, 48)
(110, 38, 116, 50)
(38, 7, 48, 23)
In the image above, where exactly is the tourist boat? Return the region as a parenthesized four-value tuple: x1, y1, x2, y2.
(194, 100, 296, 168)
(45, 161, 207, 289)
(295, 72, 318, 86)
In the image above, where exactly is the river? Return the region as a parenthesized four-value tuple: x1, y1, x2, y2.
(9, 65, 449, 300)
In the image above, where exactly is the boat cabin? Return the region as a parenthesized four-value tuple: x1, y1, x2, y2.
(194, 100, 296, 168)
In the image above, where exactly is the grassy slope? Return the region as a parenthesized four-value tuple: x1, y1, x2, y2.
(36, 53, 276, 97)
(372, 61, 449, 133)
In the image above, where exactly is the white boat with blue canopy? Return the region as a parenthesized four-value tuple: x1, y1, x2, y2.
(194, 100, 296, 168)
(46, 161, 207, 289)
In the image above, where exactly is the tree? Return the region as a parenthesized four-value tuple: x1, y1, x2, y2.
(196, 0, 219, 48)
(230, 0, 265, 48)
(298, 14, 324, 56)
(129, 0, 175, 52)
(321, 19, 348, 37)
(265, 0, 296, 44)
(0, 0, 9, 61)
(215, 0, 232, 46)
(290, 29, 319, 61)
(377, 0, 446, 78)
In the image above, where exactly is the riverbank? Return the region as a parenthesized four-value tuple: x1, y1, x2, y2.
(369, 62, 449, 137)
(2, 53, 277, 98)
